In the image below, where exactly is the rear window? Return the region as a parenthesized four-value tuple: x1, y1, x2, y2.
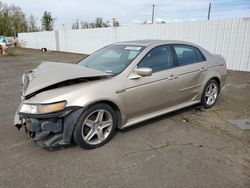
(173, 44, 206, 65)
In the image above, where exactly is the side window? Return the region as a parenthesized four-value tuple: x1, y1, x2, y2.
(138, 45, 173, 72)
(194, 48, 206, 62)
(173, 44, 205, 65)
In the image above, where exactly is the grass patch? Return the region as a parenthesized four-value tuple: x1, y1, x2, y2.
(5, 47, 24, 56)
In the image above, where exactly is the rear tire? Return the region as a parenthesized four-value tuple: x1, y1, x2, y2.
(201, 79, 219, 109)
(73, 103, 117, 149)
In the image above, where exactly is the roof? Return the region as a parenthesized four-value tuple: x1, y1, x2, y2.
(112, 39, 196, 47)
(113, 40, 161, 47)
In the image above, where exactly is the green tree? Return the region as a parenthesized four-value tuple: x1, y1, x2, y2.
(74, 17, 119, 29)
(41, 11, 55, 31)
(72, 19, 79, 29)
(0, 2, 9, 35)
(95, 17, 108, 28)
(0, 1, 35, 36)
(113, 20, 120, 27)
(8, 4, 28, 36)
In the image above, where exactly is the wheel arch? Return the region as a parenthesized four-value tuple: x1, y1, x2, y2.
(198, 74, 221, 102)
(85, 100, 123, 129)
(200, 77, 220, 108)
(207, 76, 221, 92)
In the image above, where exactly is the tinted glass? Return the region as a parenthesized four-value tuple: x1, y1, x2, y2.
(173, 45, 205, 65)
(138, 45, 173, 72)
(78, 45, 144, 75)
(194, 48, 206, 62)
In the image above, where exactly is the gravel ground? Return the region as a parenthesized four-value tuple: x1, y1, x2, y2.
(0, 48, 249, 188)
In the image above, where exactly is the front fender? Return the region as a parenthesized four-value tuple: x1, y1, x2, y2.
(22, 80, 127, 126)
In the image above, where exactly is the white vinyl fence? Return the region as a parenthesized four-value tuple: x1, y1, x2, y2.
(18, 17, 250, 71)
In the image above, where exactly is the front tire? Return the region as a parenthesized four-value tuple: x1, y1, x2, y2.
(201, 79, 219, 109)
(73, 103, 117, 149)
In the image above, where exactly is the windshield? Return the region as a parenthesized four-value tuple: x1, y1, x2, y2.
(78, 45, 144, 75)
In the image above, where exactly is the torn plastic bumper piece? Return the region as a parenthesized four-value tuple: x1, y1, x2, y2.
(17, 107, 85, 148)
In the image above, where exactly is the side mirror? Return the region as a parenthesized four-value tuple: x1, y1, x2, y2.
(135, 67, 152, 77)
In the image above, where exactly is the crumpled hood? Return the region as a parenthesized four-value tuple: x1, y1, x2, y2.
(23, 61, 111, 97)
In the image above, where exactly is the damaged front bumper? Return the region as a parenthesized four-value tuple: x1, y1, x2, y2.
(14, 106, 84, 148)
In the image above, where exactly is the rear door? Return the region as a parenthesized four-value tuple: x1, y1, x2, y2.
(170, 44, 207, 104)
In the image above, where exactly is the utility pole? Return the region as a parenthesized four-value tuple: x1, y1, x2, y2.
(152, 4, 156, 24)
(207, 2, 211, 20)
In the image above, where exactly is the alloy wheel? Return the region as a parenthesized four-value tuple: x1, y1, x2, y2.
(81, 109, 113, 145)
(205, 83, 218, 106)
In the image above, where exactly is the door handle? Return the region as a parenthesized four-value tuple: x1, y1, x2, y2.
(200, 67, 207, 72)
(168, 74, 178, 80)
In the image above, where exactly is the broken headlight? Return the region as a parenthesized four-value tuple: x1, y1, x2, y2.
(19, 101, 67, 114)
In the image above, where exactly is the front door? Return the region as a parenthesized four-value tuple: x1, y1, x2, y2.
(125, 45, 177, 120)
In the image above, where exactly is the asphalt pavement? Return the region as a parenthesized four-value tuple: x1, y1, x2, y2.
(0, 48, 249, 188)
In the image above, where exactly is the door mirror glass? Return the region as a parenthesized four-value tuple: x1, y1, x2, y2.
(135, 67, 152, 77)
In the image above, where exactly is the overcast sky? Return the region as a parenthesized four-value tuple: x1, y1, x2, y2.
(3, 0, 250, 29)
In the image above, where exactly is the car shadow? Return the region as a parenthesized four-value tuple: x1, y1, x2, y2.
(43, 142, 78, 152)
(44, 104, 204, 151)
